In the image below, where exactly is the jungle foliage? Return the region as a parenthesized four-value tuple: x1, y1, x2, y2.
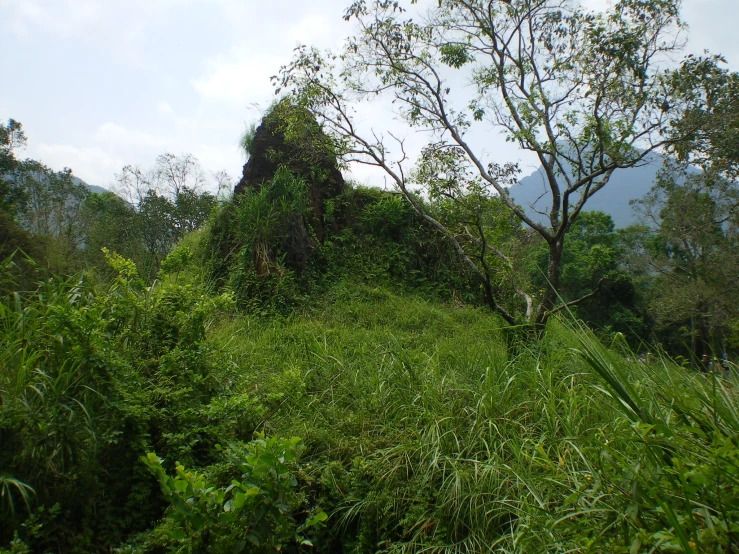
(2, 134, 738, 550)
(3, 0, 739, 551)
(2, 248, 739, 552)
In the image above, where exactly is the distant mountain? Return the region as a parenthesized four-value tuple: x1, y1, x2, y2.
(3, 169, 109, 196)
(508, 153, 666, 228)
(72, 176, 108, 195)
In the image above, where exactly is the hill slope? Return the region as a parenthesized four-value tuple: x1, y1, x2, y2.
(2, 241, 737, 552)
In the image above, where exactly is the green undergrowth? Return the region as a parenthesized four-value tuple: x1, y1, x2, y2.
(2, 246, 739, 552)
(203, 182, 480, 317)
(203, 284, 739, 553)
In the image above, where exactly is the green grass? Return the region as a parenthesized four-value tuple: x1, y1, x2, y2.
(3, 261, 737, 552)
(239, 122, 258, 159)
(204, 282, 739, 553)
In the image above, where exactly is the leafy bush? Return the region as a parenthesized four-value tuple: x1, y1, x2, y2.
(0, 250, 247, 551)
(159, 244, 194, 277)
(143, 435, 326, 553)
(225, 166, 312, 314)
(359, 194, 412, 238)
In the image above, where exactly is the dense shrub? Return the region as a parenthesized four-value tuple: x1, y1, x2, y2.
(205, 175, 481, 318)
(0, 250, 309, 552)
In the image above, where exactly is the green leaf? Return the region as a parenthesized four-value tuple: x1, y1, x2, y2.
(302, 510, 328, 529)
(167, 528, 186, 542)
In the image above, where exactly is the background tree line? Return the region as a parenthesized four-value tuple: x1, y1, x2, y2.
(3, 95, 739, 362)
(0, 119, 227, 282)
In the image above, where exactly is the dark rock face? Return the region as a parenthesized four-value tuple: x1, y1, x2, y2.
(233, 108, 345, 241)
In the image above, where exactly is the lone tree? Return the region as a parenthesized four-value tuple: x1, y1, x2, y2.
(273, 0, 709, 326)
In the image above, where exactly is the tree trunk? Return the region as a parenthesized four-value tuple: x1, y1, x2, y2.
(690, 315, 697, 369)
(536, 239, 564, 326)
(693, 302, 711, 362)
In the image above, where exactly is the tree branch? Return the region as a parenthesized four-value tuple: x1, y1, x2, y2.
(547, 278, 605, 317)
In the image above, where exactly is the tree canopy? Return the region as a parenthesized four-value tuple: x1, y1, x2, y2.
(273, 0, 715, 325)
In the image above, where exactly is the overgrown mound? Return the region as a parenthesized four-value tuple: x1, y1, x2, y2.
(234, 99, 345, 243)
(206, 101, 479, 314)
(3, 255, 739, 552)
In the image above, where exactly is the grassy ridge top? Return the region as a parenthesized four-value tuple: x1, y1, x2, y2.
(201, 281, 736, 552)
(2, 249, 737, 552)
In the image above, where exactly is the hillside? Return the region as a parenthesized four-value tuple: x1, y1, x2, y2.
(3, 256, 735, 552)
(2, 167, 107, 195)
(2, 99, 738, 553)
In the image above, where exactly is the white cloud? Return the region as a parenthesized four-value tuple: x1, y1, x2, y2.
(190, 9, 346, 105)
(287, 14, 333, 45)
(30, 119, 244, 190)
(192, 50, 282, 103)
(32, 143, 123, 187)
(30, 122, 172, 186)
(0, 0, 194, 69)
(192, 143, 242, 176)
(95, 122, 167, 150)
(157, 101, 175, 116)
(1, 0, 103, 38)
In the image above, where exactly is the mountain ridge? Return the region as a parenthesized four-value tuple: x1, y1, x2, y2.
(508, 153, 666, 227)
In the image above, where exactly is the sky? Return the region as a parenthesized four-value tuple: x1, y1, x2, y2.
(1, 0, 738, 192)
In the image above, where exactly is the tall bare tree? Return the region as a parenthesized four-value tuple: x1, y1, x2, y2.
(274, 0, 706, 326)
(154, 153, 207, 197)
(112, 153, 218, 279)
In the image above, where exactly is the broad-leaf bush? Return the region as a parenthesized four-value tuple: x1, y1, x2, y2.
(0, 250, 257, 551)
(142, 435, 327, 553)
